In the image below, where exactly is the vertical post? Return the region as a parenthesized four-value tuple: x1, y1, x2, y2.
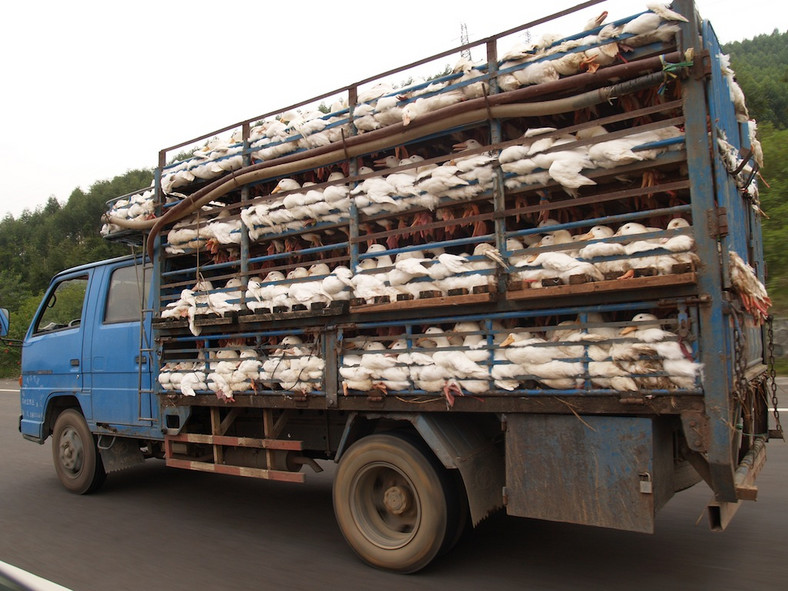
(240, 121, 251, 307)
(324, 328, 338, 409)
(263, 408, 275, 471)
(211, 407, 224, 465)
(487, 39, 508, 295)
(675, 0, 736, 501)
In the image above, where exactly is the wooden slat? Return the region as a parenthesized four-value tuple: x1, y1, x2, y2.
(506, 273, 697, 301)
(166, 432, 302, 450)
(237, 304, 346, 323)
(166, 458, 305, 483)
(351, 291, 495, 313)
(210, 408, 223, 465)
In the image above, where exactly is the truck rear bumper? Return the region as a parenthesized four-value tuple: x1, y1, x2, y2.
(708, 437, 767, 530)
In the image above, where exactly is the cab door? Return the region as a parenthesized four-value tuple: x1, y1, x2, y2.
(20, 271, 91, 439)
(88, 260, 155, 429)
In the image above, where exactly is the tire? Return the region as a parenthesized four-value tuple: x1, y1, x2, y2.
(333, 432, 450, 573)
(673, 459, 702, 492)
(52, 409, 106, 494)
(440, 469, 472, 555)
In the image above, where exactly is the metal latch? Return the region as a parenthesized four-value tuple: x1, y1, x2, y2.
(639, 472, 653, 494)
(707, 207, 728, 238)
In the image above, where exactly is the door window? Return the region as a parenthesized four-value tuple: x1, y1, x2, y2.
(34, 276, 88, 333)
(104, 264, 150, 324)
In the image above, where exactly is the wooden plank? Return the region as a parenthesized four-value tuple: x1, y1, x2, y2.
(166, 458, 305, 483)
(194, 316, 234, 327)
(263, 409, 276, 475)
(219, 407, 241, 436)
(237, 303, 346, 324)
(167, 433, 302, 450)
(210, 408, 223, 465)
(506, 273, 697, 301)
(351, 291, 495, 314)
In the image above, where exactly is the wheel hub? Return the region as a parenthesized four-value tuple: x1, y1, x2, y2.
(59, 428, 83, 473)
(383, 485, 410, 515)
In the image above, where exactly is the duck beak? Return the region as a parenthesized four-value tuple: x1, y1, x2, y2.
(620, 326, 638, 336)
(452, 141, 469, 152)
(373, 157, 389, 168)
(526, 253, 538, 264)
(500, 334, 515, 347)
(271, 185, 283, 194)
(576, 231, 594, 241)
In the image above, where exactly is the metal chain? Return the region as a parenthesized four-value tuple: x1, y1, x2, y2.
(767, 316, 784, 440)
(732, 310, 748, 407)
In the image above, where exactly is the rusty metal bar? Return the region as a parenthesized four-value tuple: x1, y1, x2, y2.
(707, 437, 767, 530)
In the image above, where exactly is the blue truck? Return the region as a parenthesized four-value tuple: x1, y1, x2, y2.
(16, 0, 779, 573)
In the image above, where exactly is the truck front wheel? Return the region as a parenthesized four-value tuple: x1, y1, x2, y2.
(52, 409, 106, 494)
(333, 432, 450, 573)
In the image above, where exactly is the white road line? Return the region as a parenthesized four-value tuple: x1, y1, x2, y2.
(0, 388, 19, 392)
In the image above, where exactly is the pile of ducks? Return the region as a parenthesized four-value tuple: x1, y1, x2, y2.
(160, 214, 699, 337)
(103, 2, 711, 236)
(157, 122, 685, 254)
(158, 335, 324, 402)
(159, 309, 704, 403)
(158, 309, 704, 403)
(335, 311, 704, 405)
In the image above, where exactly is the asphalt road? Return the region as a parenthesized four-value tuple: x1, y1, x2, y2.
(1, 377, 786, 591)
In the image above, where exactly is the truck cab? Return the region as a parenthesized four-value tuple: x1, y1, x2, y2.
(20, 256, 160, 445)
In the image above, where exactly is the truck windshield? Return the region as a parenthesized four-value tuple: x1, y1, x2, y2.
(34, 276, 88, 333)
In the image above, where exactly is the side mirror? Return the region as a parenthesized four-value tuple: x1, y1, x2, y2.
(0, 308, 8, 337)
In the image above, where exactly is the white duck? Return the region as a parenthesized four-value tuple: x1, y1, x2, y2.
(377, 339, 413, 392)
(351, 244, 396, 303)
(203, 278, 244, 317)
(179, 368, 208, 397)
(579, 312, 638, 392)
(516, 233, 603, 286)
(421, 326, 489, 380)
(614, 222, 667, 278)
(414, 161, 470, 200)
(287, 264, 331, 309)
(259, 270, 290, 311)
(320, 265, 354, 303)
(386, 251, 436, 299)
(620, 313, 703, 389)
(532, 136, 596, 196)
(499, 330, 555, 366)
(451, 139, 497, 190)
(659, 218, 700, 273)
(351, 167, 401, 215)
(622, 3, 688, 38)
(576, 224, 630, 279)
(339, 345, 375, 393)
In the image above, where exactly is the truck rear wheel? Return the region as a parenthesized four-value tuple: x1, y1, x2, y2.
(333, 432, 450, 573)
(52, 409, 106, 494)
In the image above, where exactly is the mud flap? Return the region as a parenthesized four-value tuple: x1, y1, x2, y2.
(505, 414, 674, 533)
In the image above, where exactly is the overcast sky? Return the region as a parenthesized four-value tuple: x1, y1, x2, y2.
(1, 0, 782, 220)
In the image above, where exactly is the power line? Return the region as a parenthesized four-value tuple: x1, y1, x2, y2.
(460, 23, 471, 60)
